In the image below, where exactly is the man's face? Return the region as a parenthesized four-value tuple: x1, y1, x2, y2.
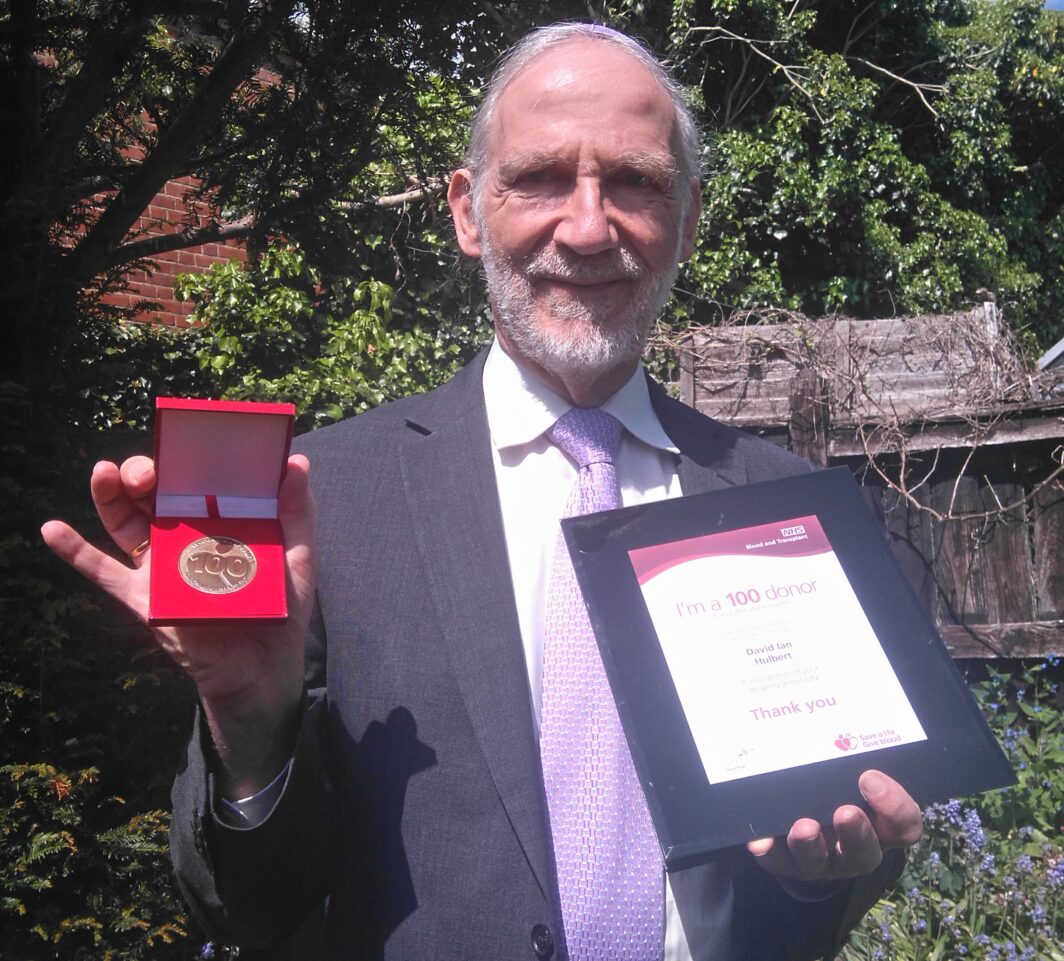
(450, 40, 700, 390)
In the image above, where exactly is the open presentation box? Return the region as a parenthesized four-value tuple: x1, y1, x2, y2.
(148, 398, 295, 625)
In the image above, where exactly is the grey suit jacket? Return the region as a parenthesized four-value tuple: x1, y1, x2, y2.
(171, 352, 899, 960)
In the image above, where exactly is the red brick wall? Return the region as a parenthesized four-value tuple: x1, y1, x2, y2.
(101, 175, 248, 327)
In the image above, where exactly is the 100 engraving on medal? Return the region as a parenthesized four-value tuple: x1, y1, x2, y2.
(179, 536, 257, 594)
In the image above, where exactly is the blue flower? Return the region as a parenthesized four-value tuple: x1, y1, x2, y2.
(980, 853, 996, 874)
(961, 808, 985, 850)
(1014, 854, 1033, 873)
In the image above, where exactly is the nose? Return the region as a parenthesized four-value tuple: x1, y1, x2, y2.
(552, 176, 618, 256)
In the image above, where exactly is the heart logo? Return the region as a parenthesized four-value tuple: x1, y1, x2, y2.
(834, 734, 857, 752)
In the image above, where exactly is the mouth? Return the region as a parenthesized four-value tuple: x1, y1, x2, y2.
(534, 276, 631, 293)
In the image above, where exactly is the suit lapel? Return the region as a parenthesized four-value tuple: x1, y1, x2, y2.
(648, 377, 750, 496)
(398, 360, 556, 902)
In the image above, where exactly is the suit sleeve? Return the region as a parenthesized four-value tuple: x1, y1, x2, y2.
(725, 845, 903, 960)
(169, 599, 336, 948)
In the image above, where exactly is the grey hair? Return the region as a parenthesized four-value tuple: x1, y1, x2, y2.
(464, 23, 702, 214)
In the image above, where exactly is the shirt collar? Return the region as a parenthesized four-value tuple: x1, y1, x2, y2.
(482, 339, 680, 455)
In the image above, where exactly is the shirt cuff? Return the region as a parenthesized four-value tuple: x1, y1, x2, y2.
(216, 760, 292, 828)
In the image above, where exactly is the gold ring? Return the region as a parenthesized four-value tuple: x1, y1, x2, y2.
(130, 539, 151, 559)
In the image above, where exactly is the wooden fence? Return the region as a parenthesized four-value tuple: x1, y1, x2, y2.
(676, 308, 1064, 658)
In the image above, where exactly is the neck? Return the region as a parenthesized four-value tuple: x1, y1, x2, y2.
(494, 326, 639, 408)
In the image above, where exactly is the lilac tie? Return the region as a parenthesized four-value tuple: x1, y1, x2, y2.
(540, 407, 664, 961)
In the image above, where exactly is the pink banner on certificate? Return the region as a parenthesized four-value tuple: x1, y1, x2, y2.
(629, 515, 831, 585)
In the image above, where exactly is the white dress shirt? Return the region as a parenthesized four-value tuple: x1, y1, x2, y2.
(483, 340, 733, 961)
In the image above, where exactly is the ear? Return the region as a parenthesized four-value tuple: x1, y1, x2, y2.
(678, 177, 702, 262)
(448, 168, 482, 258)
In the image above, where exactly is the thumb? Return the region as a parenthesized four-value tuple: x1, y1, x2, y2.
(279, 454, 315, 570)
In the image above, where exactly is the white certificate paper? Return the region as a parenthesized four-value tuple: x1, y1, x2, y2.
(628, 515, 927, 784)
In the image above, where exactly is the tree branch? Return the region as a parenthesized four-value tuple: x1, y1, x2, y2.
(104, 215, 254, 267)
(686, 25, 824, 122)
(375, 181, 445, 207)
(847, 56, 946, 118)
(27, 7, 157, 204)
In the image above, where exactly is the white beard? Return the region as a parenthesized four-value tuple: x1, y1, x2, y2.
(480, 231, 680, 382)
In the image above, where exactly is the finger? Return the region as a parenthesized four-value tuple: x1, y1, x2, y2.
(279, 454, 311, 519)
(859, 769, 924, 847)
(746, 835, 797, 878)
(279, 454, 315, 561)
(786, 818, 832, 878)
(90, 461, 153, 555)
(119, 455, 157, 501)
(747, 836, 776, 858)
(832, 804, 883, 876)
(41, 520, 147, 619)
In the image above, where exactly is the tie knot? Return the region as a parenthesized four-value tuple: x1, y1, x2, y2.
(547, 407, 623, 470)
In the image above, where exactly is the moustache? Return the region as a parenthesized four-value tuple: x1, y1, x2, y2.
(522, 246, 645, 285)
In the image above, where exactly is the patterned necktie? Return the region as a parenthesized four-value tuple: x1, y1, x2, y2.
(540, 407, 664, 961)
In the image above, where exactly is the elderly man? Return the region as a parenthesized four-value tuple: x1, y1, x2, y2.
(43, 22, 921, 961)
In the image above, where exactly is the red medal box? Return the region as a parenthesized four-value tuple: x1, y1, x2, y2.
(148, 397, 296, 625)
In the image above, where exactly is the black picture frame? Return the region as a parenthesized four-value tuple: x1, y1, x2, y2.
(562, 467, 1015, 870)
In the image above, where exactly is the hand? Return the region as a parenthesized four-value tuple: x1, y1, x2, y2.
(747, 770, 923, 883)
(40, 454, 317, 797)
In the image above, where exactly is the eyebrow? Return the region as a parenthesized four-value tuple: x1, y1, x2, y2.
(496, 150, 680, 187)
(604, 152, 680, 187)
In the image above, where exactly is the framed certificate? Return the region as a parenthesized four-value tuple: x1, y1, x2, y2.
(562, 467, 1014, 870)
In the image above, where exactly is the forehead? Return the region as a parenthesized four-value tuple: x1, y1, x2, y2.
(489, 40, 679, 166)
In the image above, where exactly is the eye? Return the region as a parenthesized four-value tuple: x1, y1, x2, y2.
(613, 167, 670, 192)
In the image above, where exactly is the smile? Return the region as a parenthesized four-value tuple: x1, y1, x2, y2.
(534, 276, 631, 291)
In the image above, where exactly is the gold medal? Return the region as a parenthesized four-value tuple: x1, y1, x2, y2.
(179, 536, 257, 594)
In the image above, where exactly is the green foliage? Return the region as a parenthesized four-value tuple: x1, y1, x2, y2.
(664, 0, 1063, 346)
(841, 659, 1064, 961)
(1, 765, 185, 959)
(175, 243, 486, 431)
(1, 391, 195, 959)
